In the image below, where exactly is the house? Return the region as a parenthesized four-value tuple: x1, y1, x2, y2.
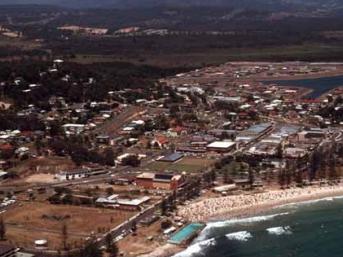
(0, 161, 8, 170)
(15, 147, 30, 157)
(168, 126, 187, 136)
(151, 136, 169, 149)
(96, 135, 110, 145)
(284, 147, 307, 158)
(0, 171, 7, 180)
(62, 124, 85, 135)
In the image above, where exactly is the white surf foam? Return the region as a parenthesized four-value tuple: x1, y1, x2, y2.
(196, 212, 288, 242)
(172, 237, 216, 257)
(278, 197, 334, 209)
(205, 212, 289, 229)
(225, 231, 252, 241)
(266, 226, 292, 236)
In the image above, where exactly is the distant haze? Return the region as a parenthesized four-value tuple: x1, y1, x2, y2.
(0, 0, 339, 9)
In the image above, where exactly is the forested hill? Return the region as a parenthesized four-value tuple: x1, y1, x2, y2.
(0, 0, 342, 11)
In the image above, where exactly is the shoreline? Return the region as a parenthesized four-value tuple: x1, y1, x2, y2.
(251, 69, 343, 81)
(177, 184, 343, 222)
(141, 185, 343, 257)
(209, 186, 343, 222)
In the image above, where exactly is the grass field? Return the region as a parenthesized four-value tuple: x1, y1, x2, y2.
(70, 44, 343, 68)
(0, 35, 42, 50)
(3, 202, 135, 250)
(145, 157, 215, 173)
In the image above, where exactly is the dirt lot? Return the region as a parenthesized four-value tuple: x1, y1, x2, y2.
(10, 156, 75, 178)
(145, 157, 215, 173)
(118, 220, 165, 256)
(24, 173, 56, 184)
(3, 202, 135, 250)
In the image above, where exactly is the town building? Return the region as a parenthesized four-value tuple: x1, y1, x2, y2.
(136, 172, 186, 190)
(206, 141, 236, 152)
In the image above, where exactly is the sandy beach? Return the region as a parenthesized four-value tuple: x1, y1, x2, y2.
(177, 184, 343, 222)
(138, 243, 182, 257)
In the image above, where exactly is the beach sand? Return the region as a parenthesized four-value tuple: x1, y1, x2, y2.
(177, 184, 343, 222)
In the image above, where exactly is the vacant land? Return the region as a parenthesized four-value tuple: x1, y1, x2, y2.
(118, 220, 164, 257)
(67, 43, 343, 68)
(10, 156, 75, 178)
(3, 202, 135, 250)
(145, 157, 215, 173)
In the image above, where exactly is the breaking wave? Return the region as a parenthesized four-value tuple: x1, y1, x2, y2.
(172, 237, 216, 257)
(207, 212, 289, 228)
(195, 212, 289, 241)
(278, 197, 335, 209)
(266, 226, 292, 236)
(225, 231, 252, 241)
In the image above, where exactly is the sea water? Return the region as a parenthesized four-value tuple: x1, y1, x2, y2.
(263, 75, 343, 98)
(173, 196, 343, 257)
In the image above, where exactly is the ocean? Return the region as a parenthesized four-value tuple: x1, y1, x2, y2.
(263, 75, 343, 98)
(173, 196, 343, 257)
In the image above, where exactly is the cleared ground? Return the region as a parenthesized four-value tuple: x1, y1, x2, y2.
(9, 156, 75, 178)
(118, 220, 164, 257)
(3, 202, 135, 250)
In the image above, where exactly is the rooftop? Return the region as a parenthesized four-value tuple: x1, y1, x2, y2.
(207, 141, 235, 149)
(158, 152, 184, 162)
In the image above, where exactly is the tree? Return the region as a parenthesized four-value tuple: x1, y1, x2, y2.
(248, 168, 254, 189)
(106, 187, 115, 196)
(285, 161, 292, 187)
(223, 168, 230, 184)
(210, 169, 216, 182)
(131, 221, 137, 233)
(109, 241, 119, 257)
(328, 148, 338, 183)
(278, 166, 286, 189)
(49, 121, 63, 137)
(103, 148, 115, 166)
(105, 233, 113, 253)
(160, 199, 168, 216)
(61, 223, 68, 251)
(121, 155, 140, 167)
(79, 241, 102, 257)
(161, 219, 172, 229)
(0, 217, 5, 240)
(318, 153, 327, 183)
(34, 137, 43, 155)
(276, 143, 283, 158)
(62, 193, 73, 205)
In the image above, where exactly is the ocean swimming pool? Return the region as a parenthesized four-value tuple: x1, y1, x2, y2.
(169, 223, 205, 244)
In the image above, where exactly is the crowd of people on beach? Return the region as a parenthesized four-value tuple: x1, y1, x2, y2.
(177, 185, 343, 221)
